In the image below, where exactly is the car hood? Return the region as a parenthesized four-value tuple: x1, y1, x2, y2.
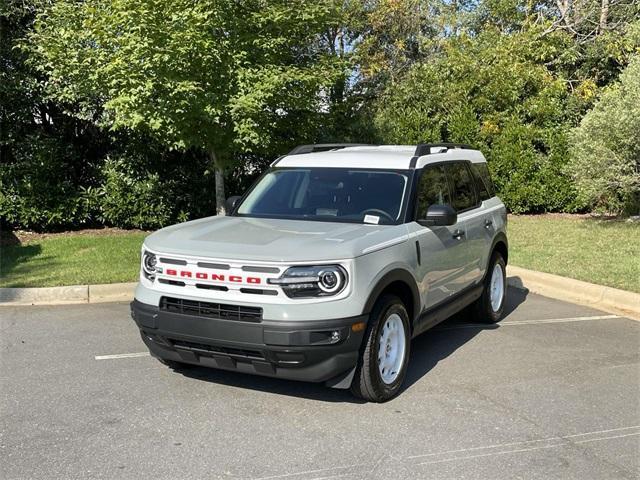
(144, 215, 409, 263)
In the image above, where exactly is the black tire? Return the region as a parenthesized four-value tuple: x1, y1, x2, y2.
(350, 294, 411, 402)
(471, 252, 507, 323)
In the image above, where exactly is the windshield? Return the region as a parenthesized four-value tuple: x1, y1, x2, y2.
(236, 168, 409, 225)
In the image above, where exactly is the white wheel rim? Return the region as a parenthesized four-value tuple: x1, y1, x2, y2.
(377, 313, 406, 385)
(490, 263, 505, 312)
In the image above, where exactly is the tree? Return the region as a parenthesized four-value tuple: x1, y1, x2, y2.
(567, 55, 640, 215)
(29, 0, 343, 214)
(373, 28, 584, 213)
(1, 0, 113, 231)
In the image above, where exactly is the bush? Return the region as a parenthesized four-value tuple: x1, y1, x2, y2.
(489, 120, 580, 213)
(373, 29, 586, 213)
(0, 134, 98, 230)
(0, 131, 224, 231)
(567, 55, 640, 216)
(96, 155, 173, 229)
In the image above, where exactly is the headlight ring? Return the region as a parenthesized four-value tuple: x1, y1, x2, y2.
(142, 250, 157, 278)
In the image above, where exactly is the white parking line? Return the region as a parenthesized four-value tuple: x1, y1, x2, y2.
(94, 352, 150, 360)
(95, 315, 624, 360)
(437, 314, 621, 330)
(574, 432, 640, 444)
(415, 432, 640, 466)
(406, 425, 640, 460)
(253, 426, 640, 479)
(501, 314, 620, 325)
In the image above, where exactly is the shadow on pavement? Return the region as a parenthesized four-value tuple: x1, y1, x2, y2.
(173, 286, 528, 403)
(402, 286, 528, 391)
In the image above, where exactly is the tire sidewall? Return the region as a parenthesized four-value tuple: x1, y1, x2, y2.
(485, 253, 506, 321)
(367, 299, 411, 399)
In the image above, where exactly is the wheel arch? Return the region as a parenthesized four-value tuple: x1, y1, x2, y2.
(490, 232, 508, 266)
(362, 269, 420, 327)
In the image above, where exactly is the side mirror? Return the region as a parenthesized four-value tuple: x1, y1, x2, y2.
(418, 204, 457, 227)
(225, 195, 242, 214)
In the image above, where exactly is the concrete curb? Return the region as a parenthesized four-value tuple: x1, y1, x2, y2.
(507, 266, 639, 321)
(1, 269, 638, 321)
(0, 283, 136, 306)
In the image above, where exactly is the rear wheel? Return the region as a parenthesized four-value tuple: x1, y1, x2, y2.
(351, 295, 411, 402)
(471, 252, 507, 323)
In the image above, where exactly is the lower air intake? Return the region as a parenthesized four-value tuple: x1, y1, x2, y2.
(160, 297, 262, 323)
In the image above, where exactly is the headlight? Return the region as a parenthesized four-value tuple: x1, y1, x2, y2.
(268, 265, 347, 298)
(142, 250, 157, 280)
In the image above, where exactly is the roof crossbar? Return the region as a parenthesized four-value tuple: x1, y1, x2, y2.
(287, 143, 375, 155)
(414, 143, 473, 157)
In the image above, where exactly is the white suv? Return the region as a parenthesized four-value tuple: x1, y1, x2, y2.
(131, 143, 508, 401)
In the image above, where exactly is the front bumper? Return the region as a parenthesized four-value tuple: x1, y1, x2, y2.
(130, 299, 367, 386)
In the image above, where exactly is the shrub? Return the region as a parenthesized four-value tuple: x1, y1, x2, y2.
(567, 55, 640, 216)
(373, 29, 585, 213)
(0, 134, 98, 230)
(96, 155, 173, 229)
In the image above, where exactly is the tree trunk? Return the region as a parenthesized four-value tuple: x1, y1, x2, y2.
(556, 0, 571, 25)
(599, 0, 609, 33)
(209, 149, 226, 216)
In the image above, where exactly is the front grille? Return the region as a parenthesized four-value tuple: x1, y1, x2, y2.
(160, 296, 262, 323)
(171, 339, 265, 360)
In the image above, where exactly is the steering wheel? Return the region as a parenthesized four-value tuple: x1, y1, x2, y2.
(359, 208, 395, 224)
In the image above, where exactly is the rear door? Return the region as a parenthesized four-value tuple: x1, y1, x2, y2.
(468, 161, 499, 281)
(442, 161, 483, 291)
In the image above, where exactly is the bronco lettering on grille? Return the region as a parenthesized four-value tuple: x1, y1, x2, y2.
(164, 269, 262, 284)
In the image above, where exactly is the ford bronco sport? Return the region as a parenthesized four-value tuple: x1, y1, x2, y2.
(131, 143, 508, 402)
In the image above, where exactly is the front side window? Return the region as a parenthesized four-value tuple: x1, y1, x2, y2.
(236, 168, 409, 225)
(445, 162, 478, 211)
(416, 165, 451, 219)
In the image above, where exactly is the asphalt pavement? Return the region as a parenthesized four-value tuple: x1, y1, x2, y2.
(1, 287, 638, 479)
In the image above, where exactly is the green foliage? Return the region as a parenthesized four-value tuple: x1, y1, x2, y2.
(96, 155, 172, 229)
(0, 134, 98, 230)
(568, 56, 640, 215)
(374, 28, 587, 212)
(28, 0, 344, 162)
(3, 0, 640, 232)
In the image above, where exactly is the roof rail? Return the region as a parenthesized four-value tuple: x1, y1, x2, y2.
(287, 143, 375, 155)
(414, 143, 473, 157)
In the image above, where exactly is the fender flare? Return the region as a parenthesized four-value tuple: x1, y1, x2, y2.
(362, 268, 421, 322)
(490, 231, 509, 265)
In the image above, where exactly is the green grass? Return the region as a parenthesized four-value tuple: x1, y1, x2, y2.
(1, 216, 639, 291)
(0, 232, 147, 288)
(508, 216, 640, 293)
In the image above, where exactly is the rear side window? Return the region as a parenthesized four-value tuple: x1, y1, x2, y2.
(444, 162, 478, 211)
(471, 162, 495, 200)
(416, 165, 451, 218)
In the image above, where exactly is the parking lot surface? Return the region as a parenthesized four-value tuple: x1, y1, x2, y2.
(1, 287, 639, 479)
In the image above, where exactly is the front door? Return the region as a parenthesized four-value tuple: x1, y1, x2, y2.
(412, 164, 469, 310)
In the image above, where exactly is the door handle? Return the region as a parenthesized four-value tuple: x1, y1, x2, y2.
(452, 229, 465, 240)
(484, 219, 493, 229)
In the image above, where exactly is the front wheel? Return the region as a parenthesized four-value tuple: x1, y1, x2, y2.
(351, 295, 411, 402)
(471, 252, 507, 323)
